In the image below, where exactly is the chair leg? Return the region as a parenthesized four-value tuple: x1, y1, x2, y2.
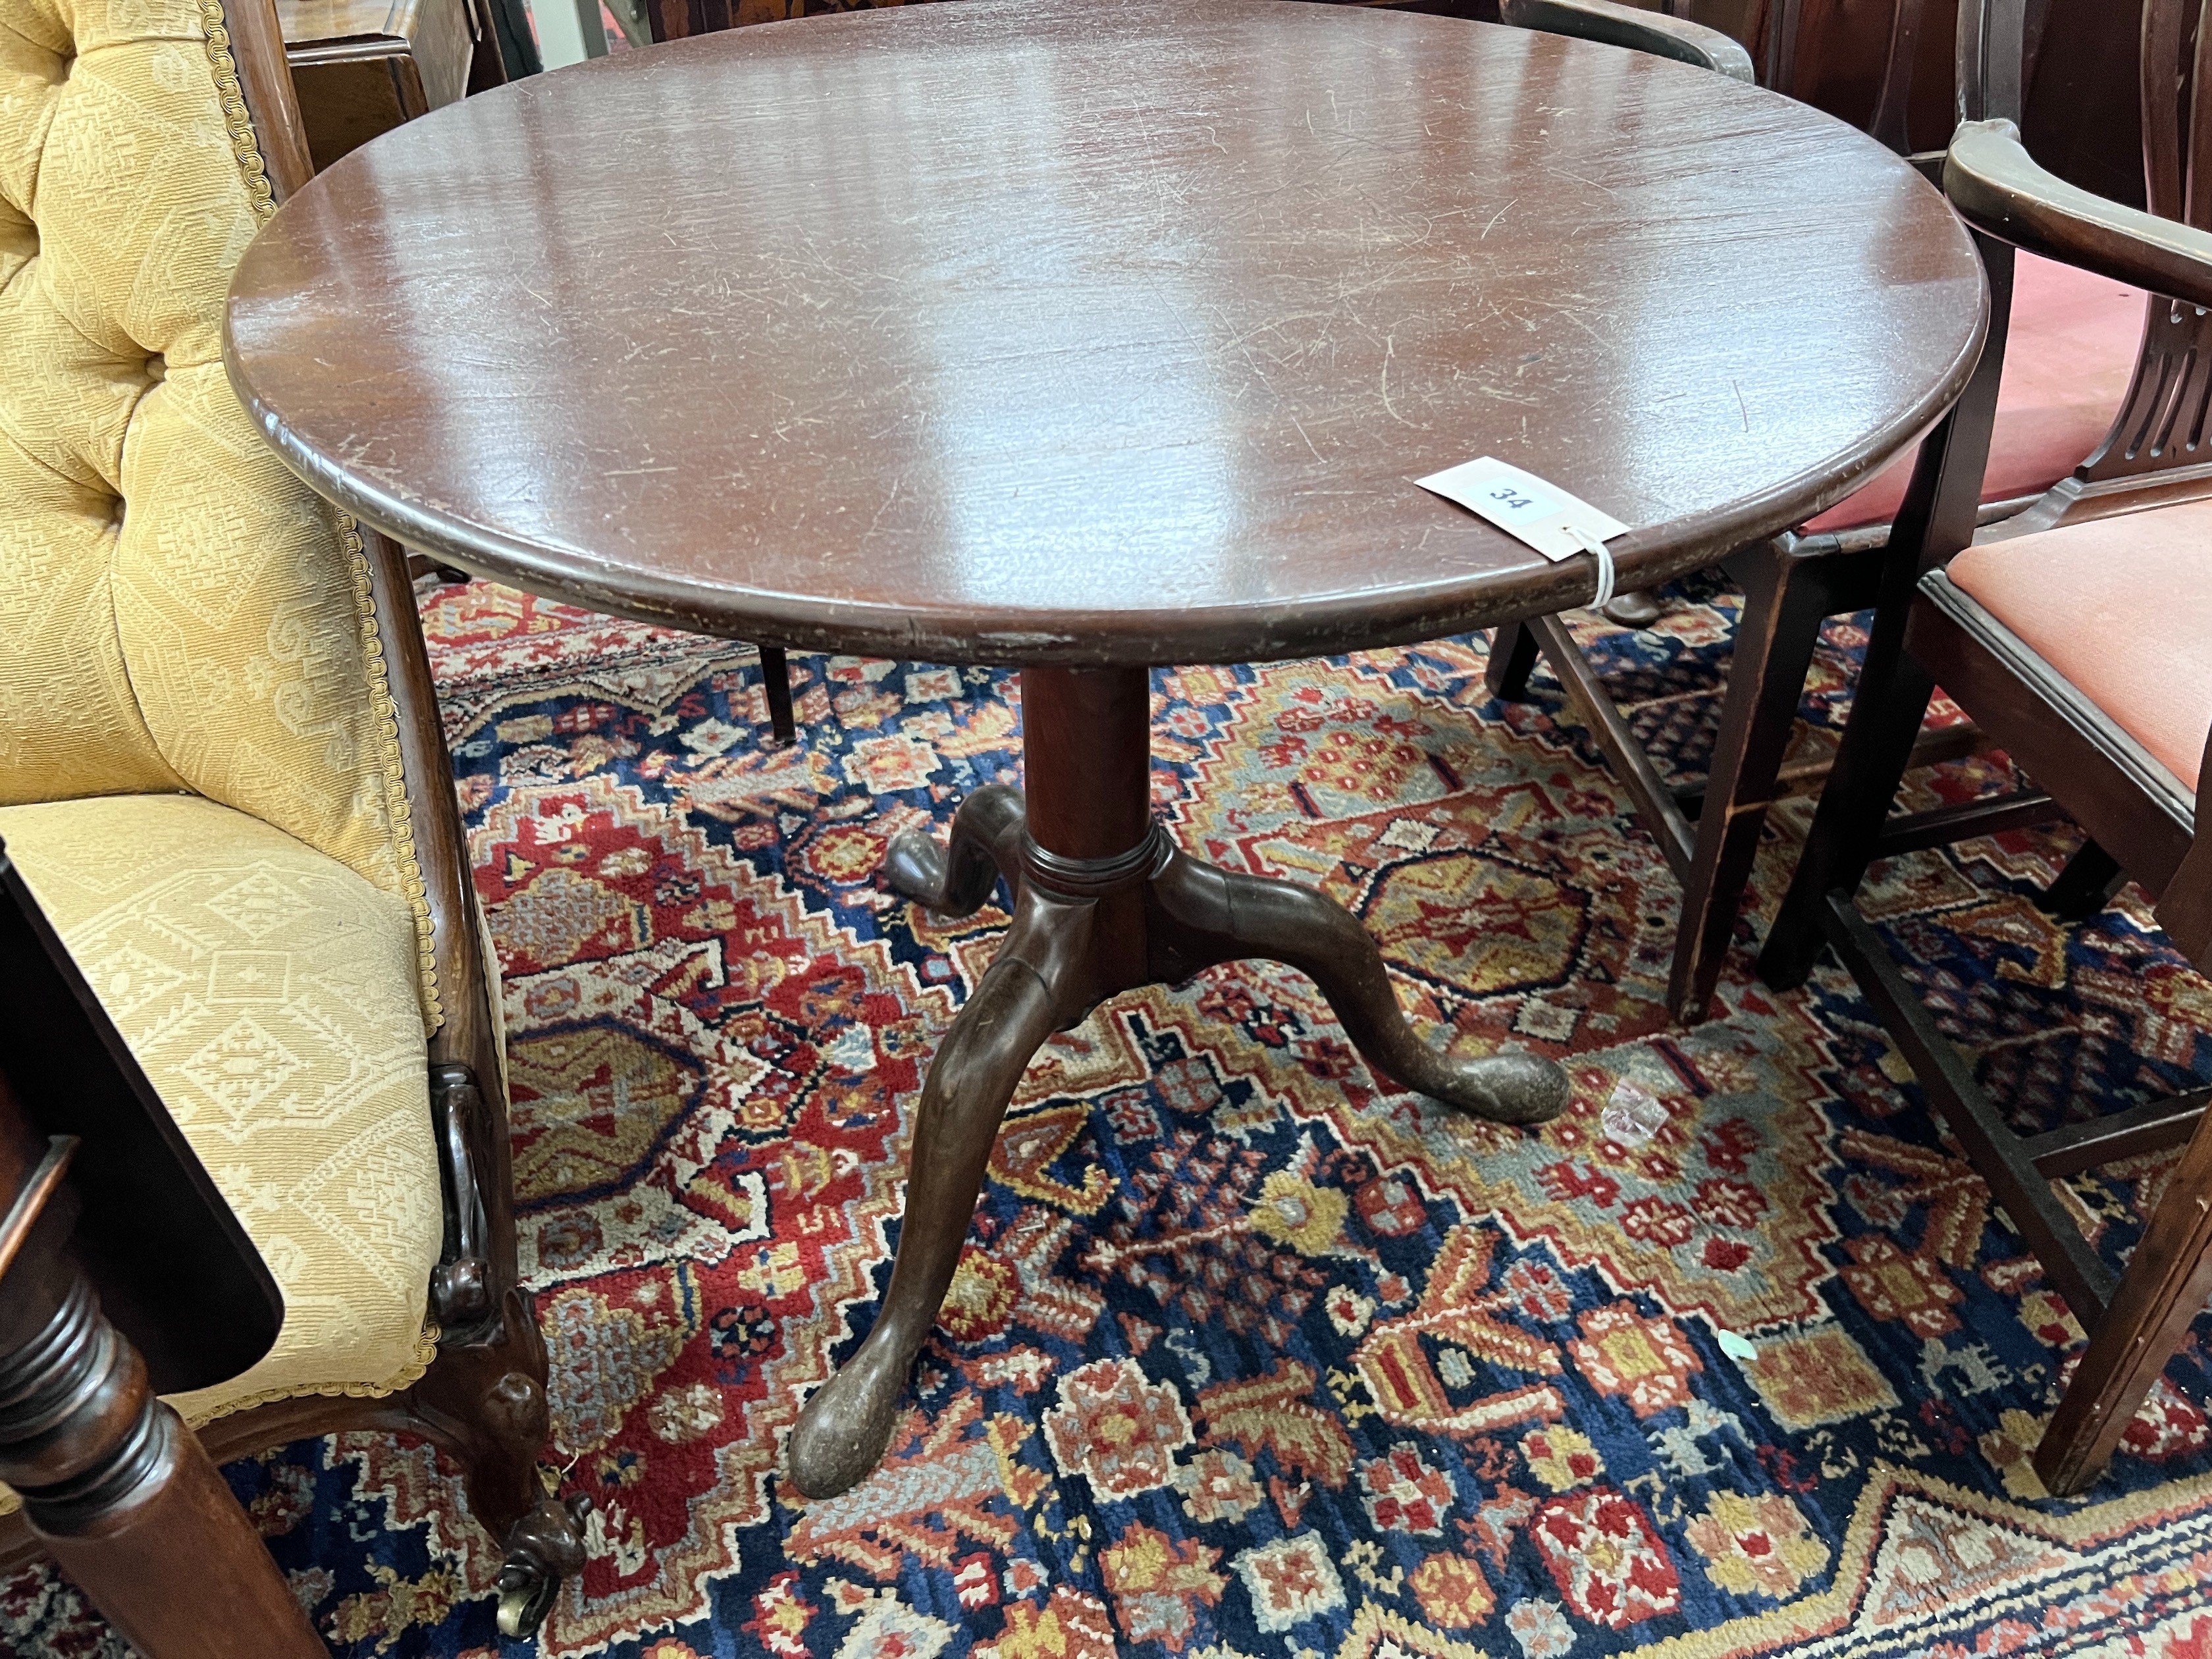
(1668, 542, 1830, 1024)
(1485, 620, 1541, 702)
(761, 645, 796, 746)
(2041, 838, 2126, 922)
(2036, 1109, 2212, 1494)
(1758, 615, 1936, 991)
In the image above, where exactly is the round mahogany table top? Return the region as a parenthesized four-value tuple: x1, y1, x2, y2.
(226, 0, 1986, 668)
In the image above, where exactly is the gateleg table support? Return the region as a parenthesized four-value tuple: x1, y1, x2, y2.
(0, 1132, 325, 1658)
(788, 667, 1570, 1498)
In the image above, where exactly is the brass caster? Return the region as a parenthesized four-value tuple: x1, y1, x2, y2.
(496, 1572, 554, 1641)
(494, 1491, 591, 1639)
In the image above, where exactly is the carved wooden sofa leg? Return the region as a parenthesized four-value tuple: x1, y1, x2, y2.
(400, 1286, 589, 1638)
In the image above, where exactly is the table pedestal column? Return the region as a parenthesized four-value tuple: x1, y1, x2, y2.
(787, 666, 1569, 1499)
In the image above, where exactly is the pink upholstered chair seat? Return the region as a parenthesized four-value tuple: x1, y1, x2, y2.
(1945, 497, 2212, 791)
(1805, 253, 2147, 535)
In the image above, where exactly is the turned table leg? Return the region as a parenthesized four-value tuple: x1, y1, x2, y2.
(0, 1136, 324, 1658)
(787, 666, 1569, 1499)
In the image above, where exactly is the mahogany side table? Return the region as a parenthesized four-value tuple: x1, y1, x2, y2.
(225, 0, 1986, 1496)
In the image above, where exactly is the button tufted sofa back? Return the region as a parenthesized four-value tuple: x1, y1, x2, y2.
(0, 0, 435, 1020)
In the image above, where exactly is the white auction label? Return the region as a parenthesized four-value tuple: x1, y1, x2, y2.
(1415, 456, 1629, 564)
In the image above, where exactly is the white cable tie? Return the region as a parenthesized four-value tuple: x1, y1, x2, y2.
(1572, 523, 1616, 612)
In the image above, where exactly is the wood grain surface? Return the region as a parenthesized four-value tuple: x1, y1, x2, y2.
(226, 0, 1986, 666)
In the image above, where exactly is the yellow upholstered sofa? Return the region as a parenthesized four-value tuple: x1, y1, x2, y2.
(0, 0, 583, 1631)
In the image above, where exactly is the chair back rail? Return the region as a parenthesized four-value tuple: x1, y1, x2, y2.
(2141, 0, 2209, 225)
(1865, 0, 1930, 148)
(1751, 0, 1942, 150)
(1954, 1, 2212, 511)
(2080, 299, 2212, 485)
(1955, 0, 2039, 124)
(2082, 5, 2212, 490)
(2025, 5, 2194, 486)
(226, 0, 316, 195)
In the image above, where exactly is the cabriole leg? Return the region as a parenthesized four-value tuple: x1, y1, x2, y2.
(1146, 851, 1568, 1124)
(882, 783, 1027, 916)
(788, 888, 1090, 1498)
(796, 662, 1566, 1500)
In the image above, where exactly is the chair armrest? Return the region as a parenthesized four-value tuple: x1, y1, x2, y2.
(1498, 0, 1755, 82)
(1946, 118, 2212, 309)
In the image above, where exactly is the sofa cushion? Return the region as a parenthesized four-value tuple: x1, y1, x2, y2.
(1804, 252, 2147, 535)
(0, 793, 442, 1427)
(1945, 498, 2212, 791)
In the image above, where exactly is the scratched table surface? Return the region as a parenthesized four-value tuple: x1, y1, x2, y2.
(226, 0, 1986, 668)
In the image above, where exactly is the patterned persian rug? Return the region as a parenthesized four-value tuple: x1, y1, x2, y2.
(11, 575, 2212, 1658)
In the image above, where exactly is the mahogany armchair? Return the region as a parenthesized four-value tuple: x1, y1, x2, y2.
(1488, 0, 2162, 1024)
(1756, 8, 2212, 1494)
(0, 0, 583, 1634)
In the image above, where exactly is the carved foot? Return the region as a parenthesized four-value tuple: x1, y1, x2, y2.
(883, 784, 1027, 915)
(1408, 1048, 1571, 1124)
(495, 1491, 591, 1639)
(400, 1287, 583, 1639)
(1600, 588, 1666, 628)
(787, 1334, 923, 1502)
(791, 889, 1082, 1498)
(1148, 851, 1569, 1125)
